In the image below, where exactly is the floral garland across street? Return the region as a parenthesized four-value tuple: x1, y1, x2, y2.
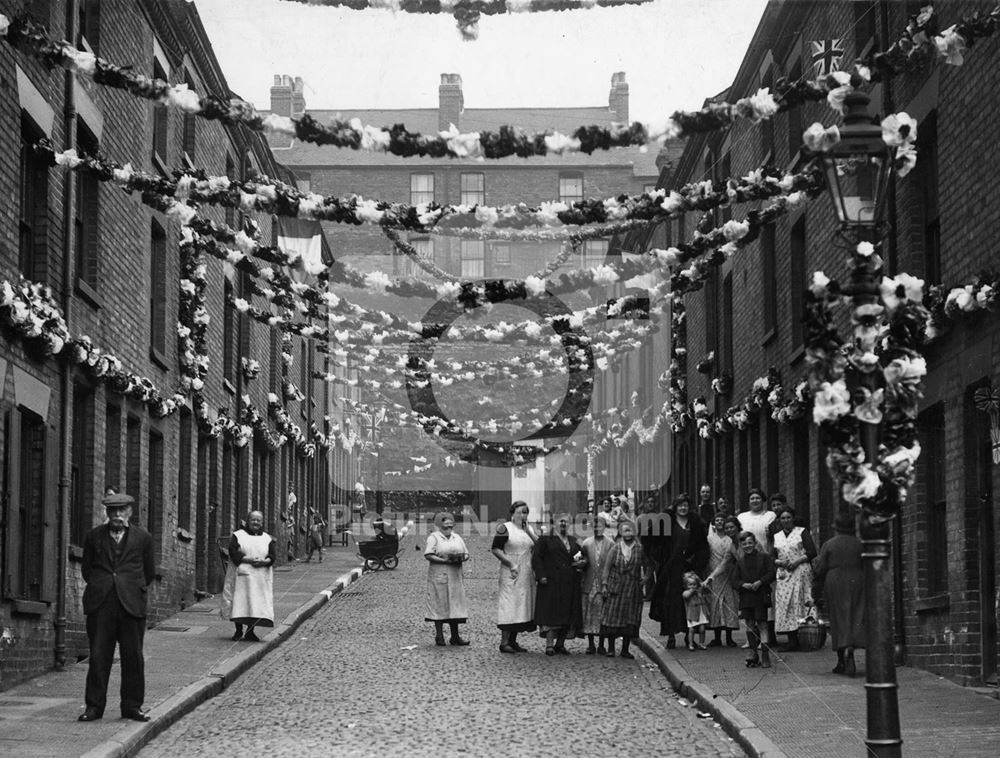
(34, 139, 821, 235)
(1, 277, 186, 417)
(278, 0, 655, 41)
(1, 4, 992, 158)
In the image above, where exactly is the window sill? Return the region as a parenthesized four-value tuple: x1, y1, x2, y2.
(69, 545, 84, 562)
(176, 528, 194, 543)
(13, 599, 48, 616)
(761, 327, 777, 347)
(74, 277, 101, 310)
(150, 346, 169, 372)
(151, 152, 169, 178)
(789, 344, 805, 365)
(223, 378, 236, 396)
(915, 594, 950, 614)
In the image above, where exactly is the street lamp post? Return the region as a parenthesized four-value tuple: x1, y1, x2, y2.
(816, 90, 902, 758)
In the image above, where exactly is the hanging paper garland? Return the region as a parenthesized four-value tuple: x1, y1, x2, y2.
(279, 0, 655, 41)
(35, 139, 823, 236)
(2, 4, 991, 159)
(0, 277, 186, 417)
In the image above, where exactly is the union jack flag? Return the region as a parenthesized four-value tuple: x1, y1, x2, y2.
(810, 38, 846, 77)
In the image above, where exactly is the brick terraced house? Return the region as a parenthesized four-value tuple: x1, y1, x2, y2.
(266, 71, 662, 519)
(649, 0, 1000, 686)
(0, 0, 352, 689)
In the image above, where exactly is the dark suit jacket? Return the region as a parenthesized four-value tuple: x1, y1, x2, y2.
(82, 524, 155, 618)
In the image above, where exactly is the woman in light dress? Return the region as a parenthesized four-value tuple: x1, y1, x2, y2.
(490, 501, 538, 653)
(703, 515, 741, 647)
(772, 505, 817, 651)
(228, 511, 275, 642)
(580, 513, 615, 654)
(424, 511, 470, 647)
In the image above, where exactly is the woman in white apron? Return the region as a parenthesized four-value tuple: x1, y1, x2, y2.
(490, 501, 538, 653)
(228, 510, 276, 641)
(772, 506, 817, 651)
(424, 511, 471, 646)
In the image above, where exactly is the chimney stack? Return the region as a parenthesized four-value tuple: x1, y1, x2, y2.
(438, 73, 464, 131)
(609, 72, 629, 124)
(270, 74, 306, 118)
(291, 76, 306, 118)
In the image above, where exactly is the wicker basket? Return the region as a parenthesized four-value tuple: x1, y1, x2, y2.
(797, 617, 828, 651)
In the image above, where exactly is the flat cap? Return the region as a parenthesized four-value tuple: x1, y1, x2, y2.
(102, 493, 135, 508)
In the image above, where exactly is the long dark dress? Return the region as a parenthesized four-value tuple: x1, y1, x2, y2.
(649, 514, 709, 635)
(531, 534, 583, 635)
(813, 533, 866, 649)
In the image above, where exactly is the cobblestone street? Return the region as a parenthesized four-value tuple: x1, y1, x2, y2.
(138, 532, 744, 757)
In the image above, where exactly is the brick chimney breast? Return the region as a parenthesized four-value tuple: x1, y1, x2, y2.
(270, 74, 293, 117)
(609, 71, 629, 124)
(439, 73, 464, 131)
(291, 76, 306, 118)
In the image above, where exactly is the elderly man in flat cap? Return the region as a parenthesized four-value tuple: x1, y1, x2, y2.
(78, 492, 155, 722)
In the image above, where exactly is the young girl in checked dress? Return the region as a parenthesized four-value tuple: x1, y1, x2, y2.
(682, 571, 708, 650)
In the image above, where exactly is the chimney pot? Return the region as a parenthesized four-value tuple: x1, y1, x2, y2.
(438, 73, 464, 131)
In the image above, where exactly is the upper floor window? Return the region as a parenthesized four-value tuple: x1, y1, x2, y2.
(412, 237, 433, 261)
(223, 277, 235, 384)
(19, 113, 48, 281)
(75, 121, 100, 290)
(789, 216, 807, 349)
(760, 65, 775, 160)
(181, 72, 196, 165)
(786, 59, 804, 160)
(460, 240, 485, 279)
(460, 172, 485, 206)
(492, 242, 511, 265)
(760, 223, 777, 339)
(559, 172, 584, 204)
(77, 0, 99, 54)
(853, 1, 877, 59)
(150, 220, 168, 358)
(152, 58, 169, 172)
(582, 239, 608, 268)
(411, 173, 434, 205)
(225, 154, 236, 229)
(916, 110, 940, 284)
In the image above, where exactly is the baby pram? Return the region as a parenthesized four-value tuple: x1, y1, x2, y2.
(351, 519, 408, 571)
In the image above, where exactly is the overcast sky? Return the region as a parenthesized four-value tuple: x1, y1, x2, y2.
(194, 0, 770, 124)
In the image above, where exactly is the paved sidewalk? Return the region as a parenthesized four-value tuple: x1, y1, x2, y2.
(0, 545, 364, 758)
(638, 612, 1000, 758)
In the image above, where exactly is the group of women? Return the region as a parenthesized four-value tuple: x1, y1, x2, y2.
(647, 490, 866, 674)
(423, 493, 865, 675)
(424, 501, 646, 658)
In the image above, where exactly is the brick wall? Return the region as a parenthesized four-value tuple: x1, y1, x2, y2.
(0, 0, 332, 689)
(663, 0, 1000, 684)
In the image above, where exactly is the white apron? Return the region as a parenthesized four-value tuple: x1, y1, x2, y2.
(230, 530, 275, 626)
(425, 531, 470, 621)
(496, 521, 535, 627)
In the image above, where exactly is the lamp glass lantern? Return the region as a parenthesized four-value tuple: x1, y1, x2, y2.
(820, 92, 894, 232)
